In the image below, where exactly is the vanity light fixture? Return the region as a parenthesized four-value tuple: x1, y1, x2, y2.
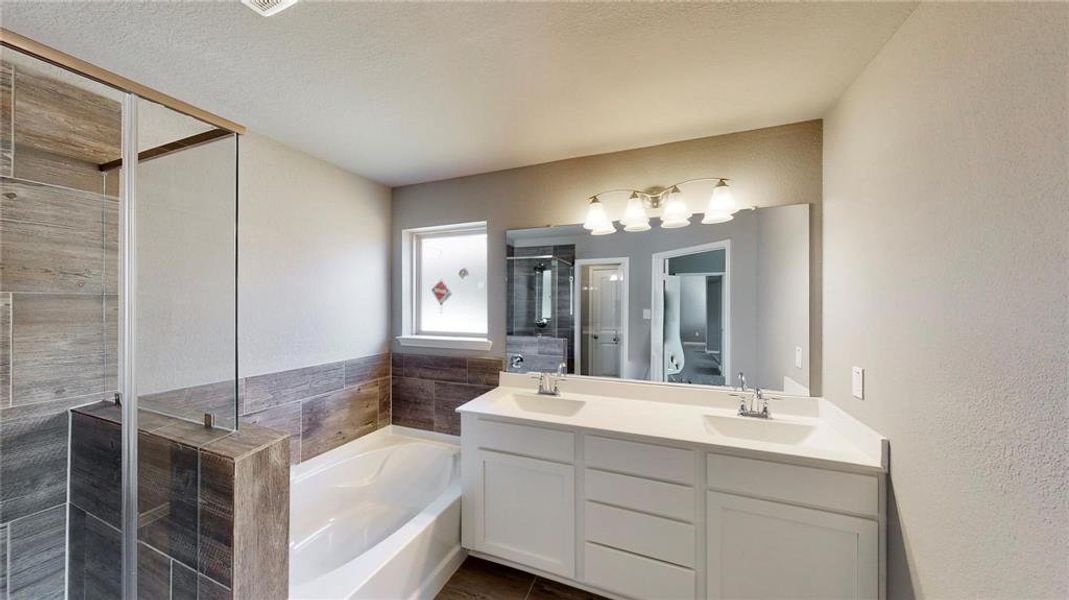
(581, 178, 740, 235)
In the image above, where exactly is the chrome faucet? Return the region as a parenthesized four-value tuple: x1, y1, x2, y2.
(532, 363, 567, 396)
(737, 387, 770, 418)
(730, 372, 770, 418)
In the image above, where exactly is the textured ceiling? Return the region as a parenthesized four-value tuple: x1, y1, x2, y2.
(1, 2, 915, 186)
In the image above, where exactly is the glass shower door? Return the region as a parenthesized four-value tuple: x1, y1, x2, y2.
(1, 41, 239, 599)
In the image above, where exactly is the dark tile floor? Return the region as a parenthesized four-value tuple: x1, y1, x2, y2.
(437, 557, 609, 600)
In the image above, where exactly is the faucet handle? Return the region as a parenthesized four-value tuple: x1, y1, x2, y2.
(556, 362, 567, 377)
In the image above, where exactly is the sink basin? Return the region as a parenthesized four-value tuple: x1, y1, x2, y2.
(703, 414, 818, 445)
(508, 394, 586, 417)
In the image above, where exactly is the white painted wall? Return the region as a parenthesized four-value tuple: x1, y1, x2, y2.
(136, 130, 391, 390)
(239, 133, 391, 377)
(678, 276, 707, 345)
(823, 3, 1068, 597)
(392, 121, 824, 389)
(136, 134, 237, 394)
(756, 204, 809, 391)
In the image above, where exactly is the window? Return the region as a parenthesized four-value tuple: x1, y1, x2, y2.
(400, 222, 491, 350)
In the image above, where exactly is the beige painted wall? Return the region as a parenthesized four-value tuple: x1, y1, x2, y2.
(239, 133, 392, 377)
(392, 120, 823, 390)
(823, 3, 1068, 598)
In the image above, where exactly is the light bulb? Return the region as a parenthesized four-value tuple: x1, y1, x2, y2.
(660, 186, 691, 228)
(621, 192, 651, 232)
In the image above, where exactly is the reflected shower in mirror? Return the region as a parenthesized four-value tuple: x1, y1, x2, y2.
(505, 204, 809, 394)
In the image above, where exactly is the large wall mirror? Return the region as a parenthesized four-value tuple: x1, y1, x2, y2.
(506, 204, 810, 394)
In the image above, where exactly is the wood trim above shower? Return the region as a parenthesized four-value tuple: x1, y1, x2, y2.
(0, 28, 247, 135)
(97, 128, 233, 171)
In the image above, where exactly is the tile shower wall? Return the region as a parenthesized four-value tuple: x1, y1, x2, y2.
(68, 402, 290, 599)
(506, 335, 568, 374)
(391, 353, 503, 435)
(506, 244, 575, 372)
(0, 54, 120, 600)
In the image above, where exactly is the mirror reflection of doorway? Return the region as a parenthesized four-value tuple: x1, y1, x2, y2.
(575, 259, 629, 377)
(652, 241, 730, 385)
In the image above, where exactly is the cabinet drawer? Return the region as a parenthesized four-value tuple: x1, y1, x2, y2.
(584, 542, 695, 600)
(585, 436, 694, 485)
(474, 419, 574, 463)
(585, 501, 695, 568)
(706, 454, 879, 517)
(585, 469, 695, 522)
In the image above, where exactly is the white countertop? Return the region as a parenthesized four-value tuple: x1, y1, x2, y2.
(457, 373, 887, 474)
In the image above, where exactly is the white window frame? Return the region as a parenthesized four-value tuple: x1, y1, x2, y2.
(398, 221, 492, 351)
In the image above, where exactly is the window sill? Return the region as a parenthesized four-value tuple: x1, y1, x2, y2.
(396, 335, 493, 352)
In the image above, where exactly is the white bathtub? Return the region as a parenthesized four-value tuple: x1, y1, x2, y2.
(289, 427, 464, 599)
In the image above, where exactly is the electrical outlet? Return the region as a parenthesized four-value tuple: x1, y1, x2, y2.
(795, 346, 803, 369)
(852, 367, 864, 399)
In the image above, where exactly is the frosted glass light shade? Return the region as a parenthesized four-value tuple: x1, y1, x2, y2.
(660, 187, 691, 229)
(701, 210, 734, 224)
(591, 222, 616, 235)
(583, 197, 612, 231)
(702, 180, 738, 224)
(621, 193, 651, 232)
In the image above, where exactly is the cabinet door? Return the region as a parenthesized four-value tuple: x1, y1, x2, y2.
(476, 450, 575, 577)
(707, 492, 878, 600)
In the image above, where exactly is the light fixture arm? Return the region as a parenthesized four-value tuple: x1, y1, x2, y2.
(587, 177, 732, 206)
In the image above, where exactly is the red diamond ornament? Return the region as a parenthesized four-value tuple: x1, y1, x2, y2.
(432, 280, 452, 305)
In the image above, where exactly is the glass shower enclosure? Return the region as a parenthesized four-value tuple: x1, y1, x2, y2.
(1, 37, 238, 599)
(505, 248, 575, 373)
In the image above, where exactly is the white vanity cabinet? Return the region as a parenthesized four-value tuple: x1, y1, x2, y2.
(705, 454, 881, 600)
(476, 450, 575, 577)
(462, 418, 577, 578)
(461, 407, 885, 600)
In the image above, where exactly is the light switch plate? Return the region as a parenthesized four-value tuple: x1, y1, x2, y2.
(642, 308, 651, 320)
(795, 346, 803, 369)
(852, 367, 864, 399)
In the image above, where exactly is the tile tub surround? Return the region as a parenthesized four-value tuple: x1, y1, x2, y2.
(391, 353, 503, 436)
(239, 352, 391, 464)
(69, 402, 291, 600)
(133, 352, 394, 467)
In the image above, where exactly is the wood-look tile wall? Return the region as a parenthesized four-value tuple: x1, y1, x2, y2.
(68, 403, 290, 600)
(239, 352, 391, 464)
(0, 55, 120, 600)
(391, 353, 504, 435)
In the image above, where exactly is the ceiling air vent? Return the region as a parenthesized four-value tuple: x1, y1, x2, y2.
(241, 0, 299, 17)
